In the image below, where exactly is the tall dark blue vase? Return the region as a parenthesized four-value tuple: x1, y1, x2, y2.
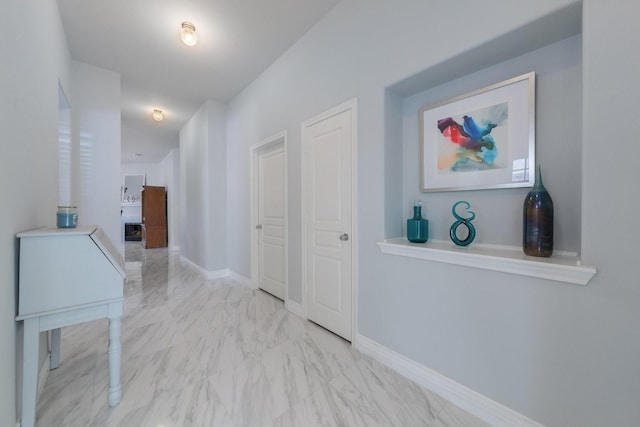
(407, 200, 429, 243)
(523, 166, 553, 257)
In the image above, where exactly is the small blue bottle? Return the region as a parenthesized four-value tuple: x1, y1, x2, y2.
(407, 200, 429, 243)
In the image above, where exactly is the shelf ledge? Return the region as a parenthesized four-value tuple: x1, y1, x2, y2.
(377, 238, 596, 286)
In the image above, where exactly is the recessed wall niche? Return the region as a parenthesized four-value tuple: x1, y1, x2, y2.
(384, 3, 583, 254)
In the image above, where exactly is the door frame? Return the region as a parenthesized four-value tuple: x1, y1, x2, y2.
(250, 130, 288, 299)
(301, 98, 358, 344)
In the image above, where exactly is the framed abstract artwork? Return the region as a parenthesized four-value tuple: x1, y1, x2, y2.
(420, 72, 535, 192)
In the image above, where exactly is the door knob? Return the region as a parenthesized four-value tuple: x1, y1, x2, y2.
(339, 233, 349, 241)
(256, 224, 263, 230)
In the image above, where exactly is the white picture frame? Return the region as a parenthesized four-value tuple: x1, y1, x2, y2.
(420, 72, 535, 192)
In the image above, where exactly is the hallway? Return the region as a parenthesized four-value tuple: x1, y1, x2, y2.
(34, 244, 488, 426)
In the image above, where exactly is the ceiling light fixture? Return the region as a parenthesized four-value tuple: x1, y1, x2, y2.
(152, 109, 164, 122)
(180, 22, 198, 46)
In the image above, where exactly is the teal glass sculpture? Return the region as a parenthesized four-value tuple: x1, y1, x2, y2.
(523, 165, 553, 257)
(450, 201, 476, 246)
(407, 200, 429, 243)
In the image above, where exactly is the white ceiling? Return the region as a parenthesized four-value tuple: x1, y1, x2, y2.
(56, 0, 340, 163)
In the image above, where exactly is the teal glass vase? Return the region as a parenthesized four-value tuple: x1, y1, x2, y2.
(407, 200, 429, 243)
(523, 166, 553, 257)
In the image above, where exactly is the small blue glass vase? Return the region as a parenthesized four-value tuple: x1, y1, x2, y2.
(407, 200, 429, 243)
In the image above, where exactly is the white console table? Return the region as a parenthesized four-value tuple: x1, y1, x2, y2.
(16, 226, 126, 427)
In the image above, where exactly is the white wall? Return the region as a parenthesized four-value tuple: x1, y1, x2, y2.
(72, 61, 122, 251)
(207, 101, 228, 272)
(578, 0, 640, 424)
(0, 1, 71, 424)
(121, 163, 160, 187)
(159, 149, 180, 250)
(121, 151, 180, 249)
(180, 100, 227, 272)
(227, 0, 582, 307)
(223, 0, 640, 425)
(180, 103, 208, 269)
(401, 35, 582, 251)
(0, 6, 122, 424)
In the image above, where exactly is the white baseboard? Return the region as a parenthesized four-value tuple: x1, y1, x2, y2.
(356, 334, 544, 427)
(179, 256, 226, 280)
(285, 299, 304, 317)
(228, 271, 254, 288)
(168, 245, 180, 253)
(207, 268, 230, 280)
(180, 255, 205, 275)
(178, 259, 254, 288)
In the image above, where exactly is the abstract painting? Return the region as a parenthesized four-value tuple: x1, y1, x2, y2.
(420, 72, 535, 192)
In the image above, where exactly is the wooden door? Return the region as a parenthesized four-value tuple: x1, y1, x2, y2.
(303, 105, 354, 341)
(142, 186, 166, 249)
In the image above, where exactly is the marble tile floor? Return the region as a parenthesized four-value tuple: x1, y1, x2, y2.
(34, 243, 490, 427)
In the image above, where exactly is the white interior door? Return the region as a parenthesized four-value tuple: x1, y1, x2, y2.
(257, 144, 285, 300)
(303, 105, 354, 341)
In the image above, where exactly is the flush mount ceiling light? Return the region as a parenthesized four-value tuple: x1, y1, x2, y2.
(180, 21, 198, 46)
(152, 109, 164, 122)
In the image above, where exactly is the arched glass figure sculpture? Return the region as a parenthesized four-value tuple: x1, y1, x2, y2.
(450, 201, 476, 246)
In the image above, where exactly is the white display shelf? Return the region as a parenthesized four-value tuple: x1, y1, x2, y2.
(377, 237, 596, 286)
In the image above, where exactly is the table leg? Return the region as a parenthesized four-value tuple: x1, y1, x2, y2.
(50, 328, 61, 369)
(108, 315, 122, 407)
(21, 318, 39, 427)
